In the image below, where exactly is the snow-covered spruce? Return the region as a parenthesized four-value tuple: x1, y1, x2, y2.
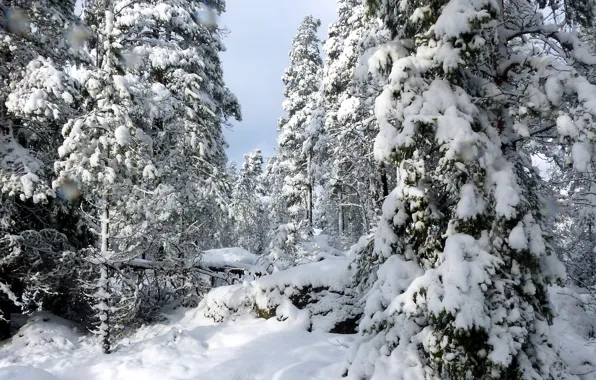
(230, 149, 268, 254)
(346, 0, 596, 379)
(273, 15, 323, 233)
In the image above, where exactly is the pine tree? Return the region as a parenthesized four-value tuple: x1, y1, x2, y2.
(316, 0, 391, 246)
(0, 0, 93, 338)
(50, 0, 241, 351)
(53, 1, 159, 353)
(1, 0, 84, 204)
(347, 0, 596, 378)
(110, 0, 241, 297)
(231, 149, 267, 254)
(276, 15, 323, 232)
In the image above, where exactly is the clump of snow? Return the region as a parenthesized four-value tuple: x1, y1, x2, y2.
(201, 247, 260, 269)
(490, 167, 521, 219)
(508, 221, 528, 250)
(114, 125, 132, 146)
(572, 142, 592, 172)
(456, 183, 485, 219)
(557, 114, 580, 138)
(434, 0, 495, 39)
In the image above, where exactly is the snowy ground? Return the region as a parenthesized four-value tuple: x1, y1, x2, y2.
(1, 247, 595, 380)
(0, 308, 353, 380)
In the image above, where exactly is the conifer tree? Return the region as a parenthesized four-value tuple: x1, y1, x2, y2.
(53, 0, 158, 353)
(232, 149, 267, 254)
(0, 0, 92, 339)
(51, 0, 241, 352)
(347, 0, 596, 378)
(276, 15, 323, 232)
(112, 0, 241, 270)
(316, 0, 390, 245)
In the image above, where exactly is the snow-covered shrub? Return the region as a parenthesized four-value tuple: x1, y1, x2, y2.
(260, 222, 311, 273)
(202, 257, 361, 333)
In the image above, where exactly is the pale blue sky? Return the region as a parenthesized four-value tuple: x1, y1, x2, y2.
(220, 1, 337, 165)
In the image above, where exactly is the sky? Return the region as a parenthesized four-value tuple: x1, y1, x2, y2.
(219, 1, 337, 165)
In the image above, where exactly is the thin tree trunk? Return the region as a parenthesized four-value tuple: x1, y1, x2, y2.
(338, 189, 344, 237)
(380, 163, 389, 200)
(99, 201, 111, 354)
(306, 152, 314, 230)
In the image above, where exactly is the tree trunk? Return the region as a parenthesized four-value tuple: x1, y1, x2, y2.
(99, 202, 111, 354)
(338, 189, 344, 237)
(380, 163, 389, 200)
(306, 152, 314, 231)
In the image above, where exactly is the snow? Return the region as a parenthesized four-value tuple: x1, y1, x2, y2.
(202, 256, 357, 333)
(0, 310, 352, 380)
(572, 142, 592, 172)
(456, 183, 485, 219)
(434, 0, 496, 39)
(549, 287, 596, 380)
(557, 114, 580, 138)
(490, 168, 521, 219)
(508, 221, 528, 250)
(1, 265, 595, 380)
(114, 125, 132, 146)
(545, 76, 563, 105)
(256, 256, 351, 291)
(201, 247, 260, 269)
(0, 367, 60, 380)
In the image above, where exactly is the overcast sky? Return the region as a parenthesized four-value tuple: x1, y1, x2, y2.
(219, 1, 337, 165)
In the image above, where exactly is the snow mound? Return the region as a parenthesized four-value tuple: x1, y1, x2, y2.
(5, 313, 83, 363)
(0, 366, 60, 380)
(201, 247, 259, 269)
(202, 257, 362, 333)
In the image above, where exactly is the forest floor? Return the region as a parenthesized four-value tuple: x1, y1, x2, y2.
(0, 242, 595, 380)
(0, 307, 353, 380)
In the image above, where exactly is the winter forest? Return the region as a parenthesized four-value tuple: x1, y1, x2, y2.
(1, 0, 596, 379)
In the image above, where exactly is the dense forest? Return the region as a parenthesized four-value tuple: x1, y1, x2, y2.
(1, 0, 596, 379)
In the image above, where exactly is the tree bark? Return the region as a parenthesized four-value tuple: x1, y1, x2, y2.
(306, 152, 314, 230)
(380, 163, 389, 199)
(99, 202, 111, 354)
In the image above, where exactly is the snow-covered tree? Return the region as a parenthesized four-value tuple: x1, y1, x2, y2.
(555, 163, 596, 287)
(0, 0, 84, 204)
(347, 0, 596, 378)
(0, 0, 94, 339)
(52, 0, 161, 352)
(231, 149, 267, 254)
(276, 15, 323, 232)
(316, 0, 391, 246)
(49, 0, 241, 352)
(111, 0, 241, 279)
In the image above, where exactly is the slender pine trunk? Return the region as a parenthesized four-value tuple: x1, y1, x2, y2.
(306, 152, 314, 231)
(99, 202, 111, 354)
